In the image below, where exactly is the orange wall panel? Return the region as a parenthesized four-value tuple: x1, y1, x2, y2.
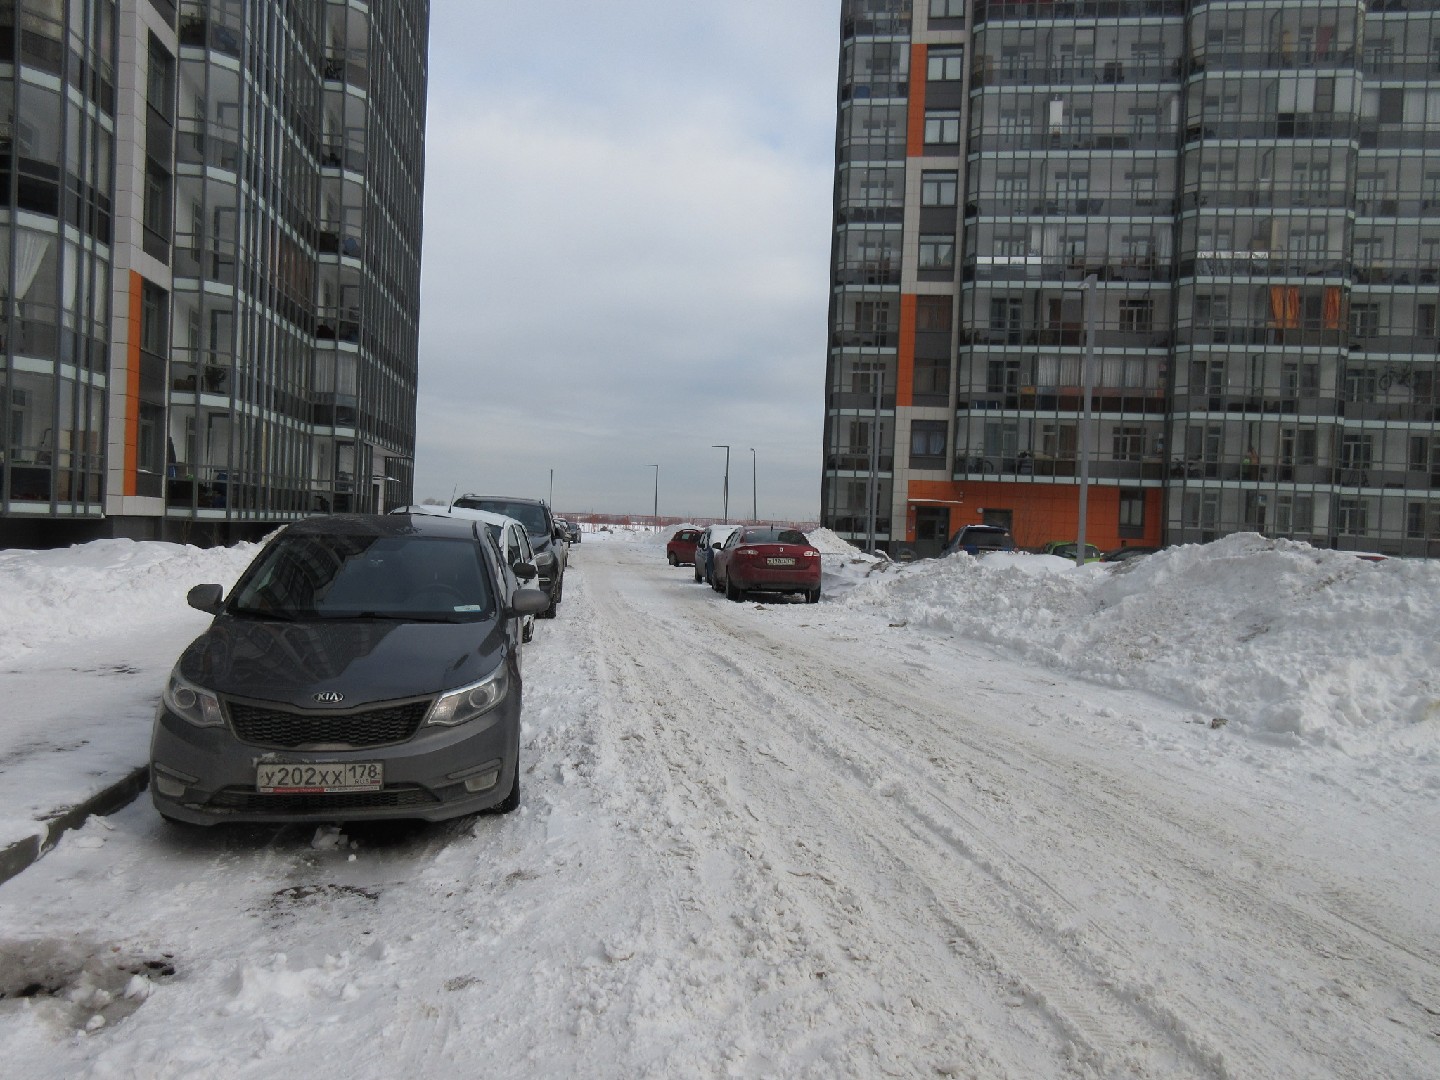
(903, 480, 1163, 551)
(896, 293, 916, 407)
(906, 45, 928, 156)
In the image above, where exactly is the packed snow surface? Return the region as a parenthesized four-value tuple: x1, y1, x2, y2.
(0, 528, 1436, 1078)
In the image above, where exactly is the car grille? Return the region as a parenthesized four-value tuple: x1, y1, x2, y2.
(208, 785, 439, 813)
(227, 699, 430, 749)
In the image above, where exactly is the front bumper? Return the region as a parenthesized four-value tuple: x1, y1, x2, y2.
(149, 694, 521, 825)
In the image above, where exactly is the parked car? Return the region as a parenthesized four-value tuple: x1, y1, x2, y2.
(452, 495, 568, 617)
(667, 528, 701, 566)
(148, 513, 551, 826)
(692, 524, 739, 585)
(1101, 545, 1160, 563)
(563, 519, 582, 543)
(395, 504, 552, 643)
(1041, 540, 1104, 563)
(712, 526, 822, 603)
(942, 525, 1016, 557)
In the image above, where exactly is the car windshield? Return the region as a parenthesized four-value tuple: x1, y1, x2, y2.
(229, 534, 495, 621)
(971, 534, 1010, 549)
(455, 498, 548, 536)
(741, 528, 809, 545)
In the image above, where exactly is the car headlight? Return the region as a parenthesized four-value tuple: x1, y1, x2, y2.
(163, 670, 226, 727)
(425, 665, 510, 727)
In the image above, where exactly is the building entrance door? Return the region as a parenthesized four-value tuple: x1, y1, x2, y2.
(913, 505, 951, 559)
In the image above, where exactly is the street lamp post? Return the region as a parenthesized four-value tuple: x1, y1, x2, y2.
(712, 444, 730, 523)
(750, 448, 757, 523)
(644, 464, 659, 524)
(1076, 273, 1097, 567)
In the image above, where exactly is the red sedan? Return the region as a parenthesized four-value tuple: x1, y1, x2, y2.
(712, 527, 822, 603)
(666, 528, 701, 566)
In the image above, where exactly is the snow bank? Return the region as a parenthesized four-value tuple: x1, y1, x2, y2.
(843, 534, 1440, 752)
(0, 539, 258, 665)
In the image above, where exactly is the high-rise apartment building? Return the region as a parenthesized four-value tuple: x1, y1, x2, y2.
(823, 0, 1440, 559)
(1, 0, 427, 547)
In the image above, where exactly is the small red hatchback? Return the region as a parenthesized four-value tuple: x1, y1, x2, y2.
(666, 528, 701, 566)
(712, 527, 822, 603)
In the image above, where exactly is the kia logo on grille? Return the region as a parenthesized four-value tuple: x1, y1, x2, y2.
(313, 691, 345, 705)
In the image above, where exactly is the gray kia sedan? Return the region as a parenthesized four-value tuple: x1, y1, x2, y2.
(149, 513, 550, 826)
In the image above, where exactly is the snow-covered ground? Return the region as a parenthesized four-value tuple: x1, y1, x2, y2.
(0, 527, 1436, 1078)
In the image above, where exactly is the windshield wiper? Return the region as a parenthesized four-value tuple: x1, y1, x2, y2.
(339, 611, 469, 623)
(229, 606, 301, 622)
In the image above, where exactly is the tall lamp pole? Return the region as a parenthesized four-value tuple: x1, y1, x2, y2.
(749, 448, 757, 522)
(644, 464, 659, 524)
(1076, 273, 1097, 567)
(712, 444, 730, 523)
(548, 468, 554, 508)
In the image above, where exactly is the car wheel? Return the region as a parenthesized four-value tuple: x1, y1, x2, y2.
(522, 617, 534, 643)
(725, 575, 743, 602)
(485, 765, 520, 814)
(693, 565, 702, 583)
(668, 552, 677, 566)
(539, 583, 559, 619)
(805, 585, 821, 604)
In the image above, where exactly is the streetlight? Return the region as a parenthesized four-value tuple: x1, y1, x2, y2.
(644, 464, 659, 524)
(548, 468, 554, 508)
(712, 444, 730, 523)
(1076, 273, 1097, 568)
(749, 448, 757, 523)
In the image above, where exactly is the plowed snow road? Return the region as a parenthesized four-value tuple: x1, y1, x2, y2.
(1, 536, 1435, 1079)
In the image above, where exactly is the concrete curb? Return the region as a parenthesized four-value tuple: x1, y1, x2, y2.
(0, 767, 150, 889)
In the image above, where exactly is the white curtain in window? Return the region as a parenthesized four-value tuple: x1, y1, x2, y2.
(13, 229, 51, 300)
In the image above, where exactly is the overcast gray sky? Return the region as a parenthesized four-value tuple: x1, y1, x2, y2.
(413, 1, 838, 522)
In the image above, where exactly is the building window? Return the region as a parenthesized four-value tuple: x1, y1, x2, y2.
(918, 234, 955, 271)
(927, 47, 964, 82)
(147, 36, 174, 120)
(1337, 498, 1369, 536)
(1118, 298, 1153, 335)
(916, 295, 952, 331)
(1112, 427, 1145, 461)
(140, 282, 168, 356)
(924, 110, 961, 146)
(929, 0, 965, 16)
(921, 171, 957, 206)
(910, 421, 948, 461)
(1119, 489, 1145, 530)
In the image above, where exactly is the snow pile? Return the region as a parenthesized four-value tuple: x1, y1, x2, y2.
(0, 539, 257, 665)
(843, 534, 1440, 751)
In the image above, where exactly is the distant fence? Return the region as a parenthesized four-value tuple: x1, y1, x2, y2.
(559, 513, 820, 532)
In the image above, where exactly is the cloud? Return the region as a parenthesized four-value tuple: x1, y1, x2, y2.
(412, 1, 837, 520)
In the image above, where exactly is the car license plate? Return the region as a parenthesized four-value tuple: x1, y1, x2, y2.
(766, 557, 795, 566)
(257, 762, 383, 793)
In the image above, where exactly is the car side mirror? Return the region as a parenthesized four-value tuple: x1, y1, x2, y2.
(187, 584, 224, 615)
(512, 560, 538, 581)
(509, 588, 550, 618)
(553, 525, 568, 540)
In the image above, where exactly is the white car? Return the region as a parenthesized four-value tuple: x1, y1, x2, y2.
(392, 505, 551, 643)
(691, 524, 740, 586)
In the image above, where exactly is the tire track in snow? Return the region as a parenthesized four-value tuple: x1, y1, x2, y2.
(578, 541, 1440, 1079)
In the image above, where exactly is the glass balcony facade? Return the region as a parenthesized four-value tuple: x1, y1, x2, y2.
(1, 0, 427, 545)
(821, 0, 1440, 557)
